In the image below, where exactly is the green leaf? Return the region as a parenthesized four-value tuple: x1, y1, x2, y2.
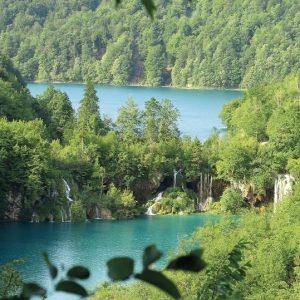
(135, 270, 180, 299)
(167, 249, 206, 272)
(56, 280, 88, 297)
(143, 245, 163, 268)
(42, 252, 58, 279)
(22, 283, 46, 297)
(107, 257, 134, 281)
(67, 266, 90, 279)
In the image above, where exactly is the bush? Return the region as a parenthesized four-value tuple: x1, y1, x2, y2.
(71, 201, 86, 223)
(220, 188, 244, 213)
(153, 189, 195, 214)
(103, 184, 136, 211)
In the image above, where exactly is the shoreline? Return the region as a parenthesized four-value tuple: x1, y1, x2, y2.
(26, 80, 245, 92)
(0, 211, 211, 224)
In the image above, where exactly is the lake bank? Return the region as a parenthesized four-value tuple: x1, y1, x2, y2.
(27, 81, 245, 92)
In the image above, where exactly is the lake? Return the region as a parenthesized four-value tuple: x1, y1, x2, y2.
(0, 215, 218, 292)
(27, 83, 243, 139)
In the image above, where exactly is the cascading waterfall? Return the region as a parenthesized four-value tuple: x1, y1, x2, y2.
(146, 192, 163, 215)
(30, 212, 39, 223)
(63, 179, 73, 203)
(62, 179, 73, 222)
(173, 169, 182, 188)
(274, 174, 295, 206)
(61, 208, 67, 222)
(68, 207, 72, 222)
(197, 173, 213, 211)
(95, 206, 100, 219)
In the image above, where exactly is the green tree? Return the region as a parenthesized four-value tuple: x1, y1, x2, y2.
(220, 187, 244, 213)
(116, 98, 143, 143)
(36, 86, 75, 141)
(144, 97, 161, 143)
(145, 45, 165, 86)
(216, 135, 257, 182)
(158, 99, 180, 142)
(76, 79, 102, 149)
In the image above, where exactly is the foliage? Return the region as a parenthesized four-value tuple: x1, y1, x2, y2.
(1, 1, 299, 88)
(95, 187, 300, 299)
(0, 118, 50, 220)
(3, 245, 206, 299)
(152, 189, 195, 214)
(106, 244, 206, 299)
(36, 86, 75, 141)
(0, 54, 35, 120)
(70, 201, 86, 223)
(220, 188, 244, 213)
(215, 76, 300, 200)
(0, 259, 24, 298)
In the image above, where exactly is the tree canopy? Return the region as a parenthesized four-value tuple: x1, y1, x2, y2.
(0, 0, 299, 88)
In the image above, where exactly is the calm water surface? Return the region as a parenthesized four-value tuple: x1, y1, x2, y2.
(28, 83, 243, 139)
(0, 215, 218, 290)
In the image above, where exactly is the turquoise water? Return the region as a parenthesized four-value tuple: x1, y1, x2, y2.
(0, 215, 218, 290)
(27, 83, 243, 139)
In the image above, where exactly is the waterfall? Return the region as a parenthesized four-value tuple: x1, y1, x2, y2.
(95, 206, 100, 219)
(60, 207, 70, 222)
(274, 174, 295, 205)
(63, 179, 73, 202)
(68, 207, 72, 222)
(62, 179, 73, 222)
(173, 169, 182, 188)
(61, 208, 65, 222)
(198, 173, 213, 211)
(146, 192, 163, 215)
(30, 212, 39, 223)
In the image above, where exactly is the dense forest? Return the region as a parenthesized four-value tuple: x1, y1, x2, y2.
(1, 51, 300, 223)
(1, 0, 300, 296)
(0, 0, 299, 87)
(1, 59, 300, 297)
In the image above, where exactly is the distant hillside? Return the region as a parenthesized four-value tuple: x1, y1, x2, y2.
(0, 0, 299, 87)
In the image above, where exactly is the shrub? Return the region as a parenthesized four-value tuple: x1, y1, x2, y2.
(71, 201, 86, 223)
(220, 188, 244, 213)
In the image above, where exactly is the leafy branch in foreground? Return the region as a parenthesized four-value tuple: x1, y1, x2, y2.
(1, 252, 90, 300)
(1, 245, 206, 299)
(107, 245, 206, 299)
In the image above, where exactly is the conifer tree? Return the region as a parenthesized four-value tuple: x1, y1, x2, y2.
(77, 79, 102, 148)
(144, 97, 161, 144)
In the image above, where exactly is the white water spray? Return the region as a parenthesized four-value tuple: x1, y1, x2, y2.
(146, 192, 163, 215)
(61, 179, 73, 222)
(95, 206, 101, 219)
(197, 173, 213, 211)
(274, 174, 294, 205)
(63, 179, 73, 202)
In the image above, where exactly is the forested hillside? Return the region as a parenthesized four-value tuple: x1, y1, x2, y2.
(0, 0, 299, 87)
